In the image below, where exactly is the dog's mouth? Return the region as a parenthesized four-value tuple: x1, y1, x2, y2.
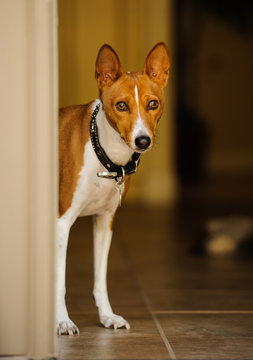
(119, 131, 153, 154)
(133, 146, 151, 154)
(126, 139, 152, 154)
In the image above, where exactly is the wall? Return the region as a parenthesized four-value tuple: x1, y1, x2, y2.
(58, 0, 178, 204)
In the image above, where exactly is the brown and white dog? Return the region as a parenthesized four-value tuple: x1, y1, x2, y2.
(57, 43, 170, 335)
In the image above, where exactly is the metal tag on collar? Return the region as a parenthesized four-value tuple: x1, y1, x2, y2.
(115, 167, 125, 207)
(97, 171, 118, 179)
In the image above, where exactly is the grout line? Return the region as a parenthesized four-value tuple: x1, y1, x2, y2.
(154, 310, 253, 315)
(140, 288, 177, 360)
(117, 236, 177, 359)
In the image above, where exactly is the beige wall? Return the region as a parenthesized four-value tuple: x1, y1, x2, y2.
(58, 0, 178, 204)
(0, 0, 57, 357)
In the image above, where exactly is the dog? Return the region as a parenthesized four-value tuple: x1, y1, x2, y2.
(57, 43, 170, 335)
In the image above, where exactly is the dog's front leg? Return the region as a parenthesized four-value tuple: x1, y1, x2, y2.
(56, 218, 79, 335)
(93, 212, 130, 329)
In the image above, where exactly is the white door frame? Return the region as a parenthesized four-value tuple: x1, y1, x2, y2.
(28, 0, 58, 357)
(0, 0, 58, 357)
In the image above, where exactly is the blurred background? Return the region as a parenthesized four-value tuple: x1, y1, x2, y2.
(175, 0, 253, 210)
(58, 0, 253, 209)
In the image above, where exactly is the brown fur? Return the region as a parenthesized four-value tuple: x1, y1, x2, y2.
(96, 43, 170, 151)
(99, 72, 165, 149)
(58, 103, 92, 216)
(144, 42, 170, 88)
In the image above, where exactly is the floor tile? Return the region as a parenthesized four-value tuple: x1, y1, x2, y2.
(146, 289, 253, 311)
(131, 266, 253, 291)
(157, 313, 253, 359)
(57, 203, 253, 359)
(57, 313, 171, 359)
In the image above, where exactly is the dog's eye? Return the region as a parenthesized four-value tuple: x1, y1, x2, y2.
(116, 101, 128, 112)
(148, 100, 159, 110)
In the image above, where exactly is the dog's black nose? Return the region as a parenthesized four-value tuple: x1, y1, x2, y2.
(135, 136, 151, 150)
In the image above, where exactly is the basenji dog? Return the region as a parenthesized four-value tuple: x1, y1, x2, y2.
(57, 42, 170, 335)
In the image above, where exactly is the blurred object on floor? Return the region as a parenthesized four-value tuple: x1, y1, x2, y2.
(192, 216, 253, 258)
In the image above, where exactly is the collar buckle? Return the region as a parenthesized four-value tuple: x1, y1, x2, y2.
(97, 171, 118, 179)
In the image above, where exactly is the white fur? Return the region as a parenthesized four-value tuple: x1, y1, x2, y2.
(93, 212, 130, 329)
(131, 85, 151, 150)
(56, 100, 132, 334)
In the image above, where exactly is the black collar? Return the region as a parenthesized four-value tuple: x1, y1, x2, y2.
(90, 102, 141, 182)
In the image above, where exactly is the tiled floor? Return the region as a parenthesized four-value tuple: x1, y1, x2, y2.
(56, 193, 253, 359)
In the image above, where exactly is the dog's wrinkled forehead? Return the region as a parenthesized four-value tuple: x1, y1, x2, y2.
(102, 71, 164, 102)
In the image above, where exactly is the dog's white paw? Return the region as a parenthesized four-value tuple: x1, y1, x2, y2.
(57, 319, 79, 335)
(100, 314, 130, 329)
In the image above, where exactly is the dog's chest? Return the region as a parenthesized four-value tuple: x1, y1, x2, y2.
(70, 141, 120, 218)
(78, 174, 119, 217)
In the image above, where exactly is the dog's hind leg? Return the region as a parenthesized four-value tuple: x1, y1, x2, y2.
(56, 217, 79, 335)
(93, 211, 130, 329)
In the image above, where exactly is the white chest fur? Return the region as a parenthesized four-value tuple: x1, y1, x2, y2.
(60, 100, 134, 226)
(77, 140, 120, 218)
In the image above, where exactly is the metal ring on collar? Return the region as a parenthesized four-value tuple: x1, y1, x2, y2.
(116, 167, 125, 185)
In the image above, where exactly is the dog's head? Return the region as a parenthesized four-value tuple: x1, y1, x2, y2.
(95, 43, 170, 153)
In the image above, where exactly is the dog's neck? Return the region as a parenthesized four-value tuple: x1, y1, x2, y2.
(94, 100, 134, 166)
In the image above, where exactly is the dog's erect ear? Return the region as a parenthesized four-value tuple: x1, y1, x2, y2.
(144, 42, 170, 88)
(95, 44, 123, 88)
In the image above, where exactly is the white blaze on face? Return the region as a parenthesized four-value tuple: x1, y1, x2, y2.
(131, 85, 150, 149)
